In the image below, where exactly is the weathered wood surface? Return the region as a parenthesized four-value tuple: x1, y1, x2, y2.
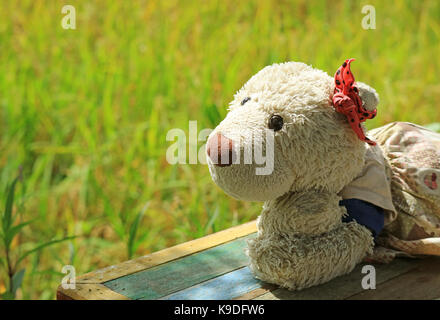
(76, 220, 257, 284)
(57, 220, 440, 300)
(254, 258, 421, 300)
(57, 283, 130, 300)
(104, 234, 255, 300)
(348, 257, 440, 300)
(160, 266, 265, 300)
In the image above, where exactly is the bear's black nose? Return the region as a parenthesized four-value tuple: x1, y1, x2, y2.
(206, 133, 235, 167)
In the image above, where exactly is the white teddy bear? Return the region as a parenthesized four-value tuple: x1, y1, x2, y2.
(206, 61, 440, 290)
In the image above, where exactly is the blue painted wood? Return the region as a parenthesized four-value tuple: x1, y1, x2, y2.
(104, 234, 256, 299)
(159, 266, 262, 300)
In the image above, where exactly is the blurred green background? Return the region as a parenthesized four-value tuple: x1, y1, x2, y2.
(1, 0, 439, 299)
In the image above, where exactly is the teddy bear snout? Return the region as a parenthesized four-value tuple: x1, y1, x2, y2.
(206, 133, 236, 167)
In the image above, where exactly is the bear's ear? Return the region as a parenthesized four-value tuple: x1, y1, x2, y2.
(356, 82, 379, 111)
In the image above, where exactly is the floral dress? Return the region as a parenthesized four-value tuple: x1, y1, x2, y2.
(370, 122, 440, 258)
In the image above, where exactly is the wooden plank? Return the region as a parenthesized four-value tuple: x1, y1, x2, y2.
(254, 258, 421, 300)
(105, 234, 256, 300)
(56, 283, 130, 300)
(234, 285, 277, 300)
(160, 266, 268, 300)
(77, 220, 257, 284)
(348, 257, 440, 300)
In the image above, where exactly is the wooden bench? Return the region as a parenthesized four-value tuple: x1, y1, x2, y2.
(57, 220, 440, 300)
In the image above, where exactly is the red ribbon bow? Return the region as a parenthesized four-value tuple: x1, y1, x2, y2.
(332, 58, 376, 146)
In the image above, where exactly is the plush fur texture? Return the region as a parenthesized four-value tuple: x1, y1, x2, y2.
(247, 191, 373, 290)
(206, 62, 377, 290)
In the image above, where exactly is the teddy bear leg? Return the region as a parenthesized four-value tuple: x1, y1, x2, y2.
(246, 222, 374, 290)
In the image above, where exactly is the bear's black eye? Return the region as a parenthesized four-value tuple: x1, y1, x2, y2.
(268, 115, 283, 131)
(241, 97, 251, 105)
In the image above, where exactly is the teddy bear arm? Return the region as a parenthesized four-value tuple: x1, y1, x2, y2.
(257, 191, 347, 237)
(246, 222, 374, 290)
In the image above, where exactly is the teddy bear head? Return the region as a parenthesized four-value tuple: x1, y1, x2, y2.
(206, 62, 379, 201)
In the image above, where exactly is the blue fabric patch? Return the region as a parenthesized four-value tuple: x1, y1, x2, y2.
(339, 198, 385, 238)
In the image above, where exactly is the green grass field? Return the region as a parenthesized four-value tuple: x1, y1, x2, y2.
(1, 0, 439, 299)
